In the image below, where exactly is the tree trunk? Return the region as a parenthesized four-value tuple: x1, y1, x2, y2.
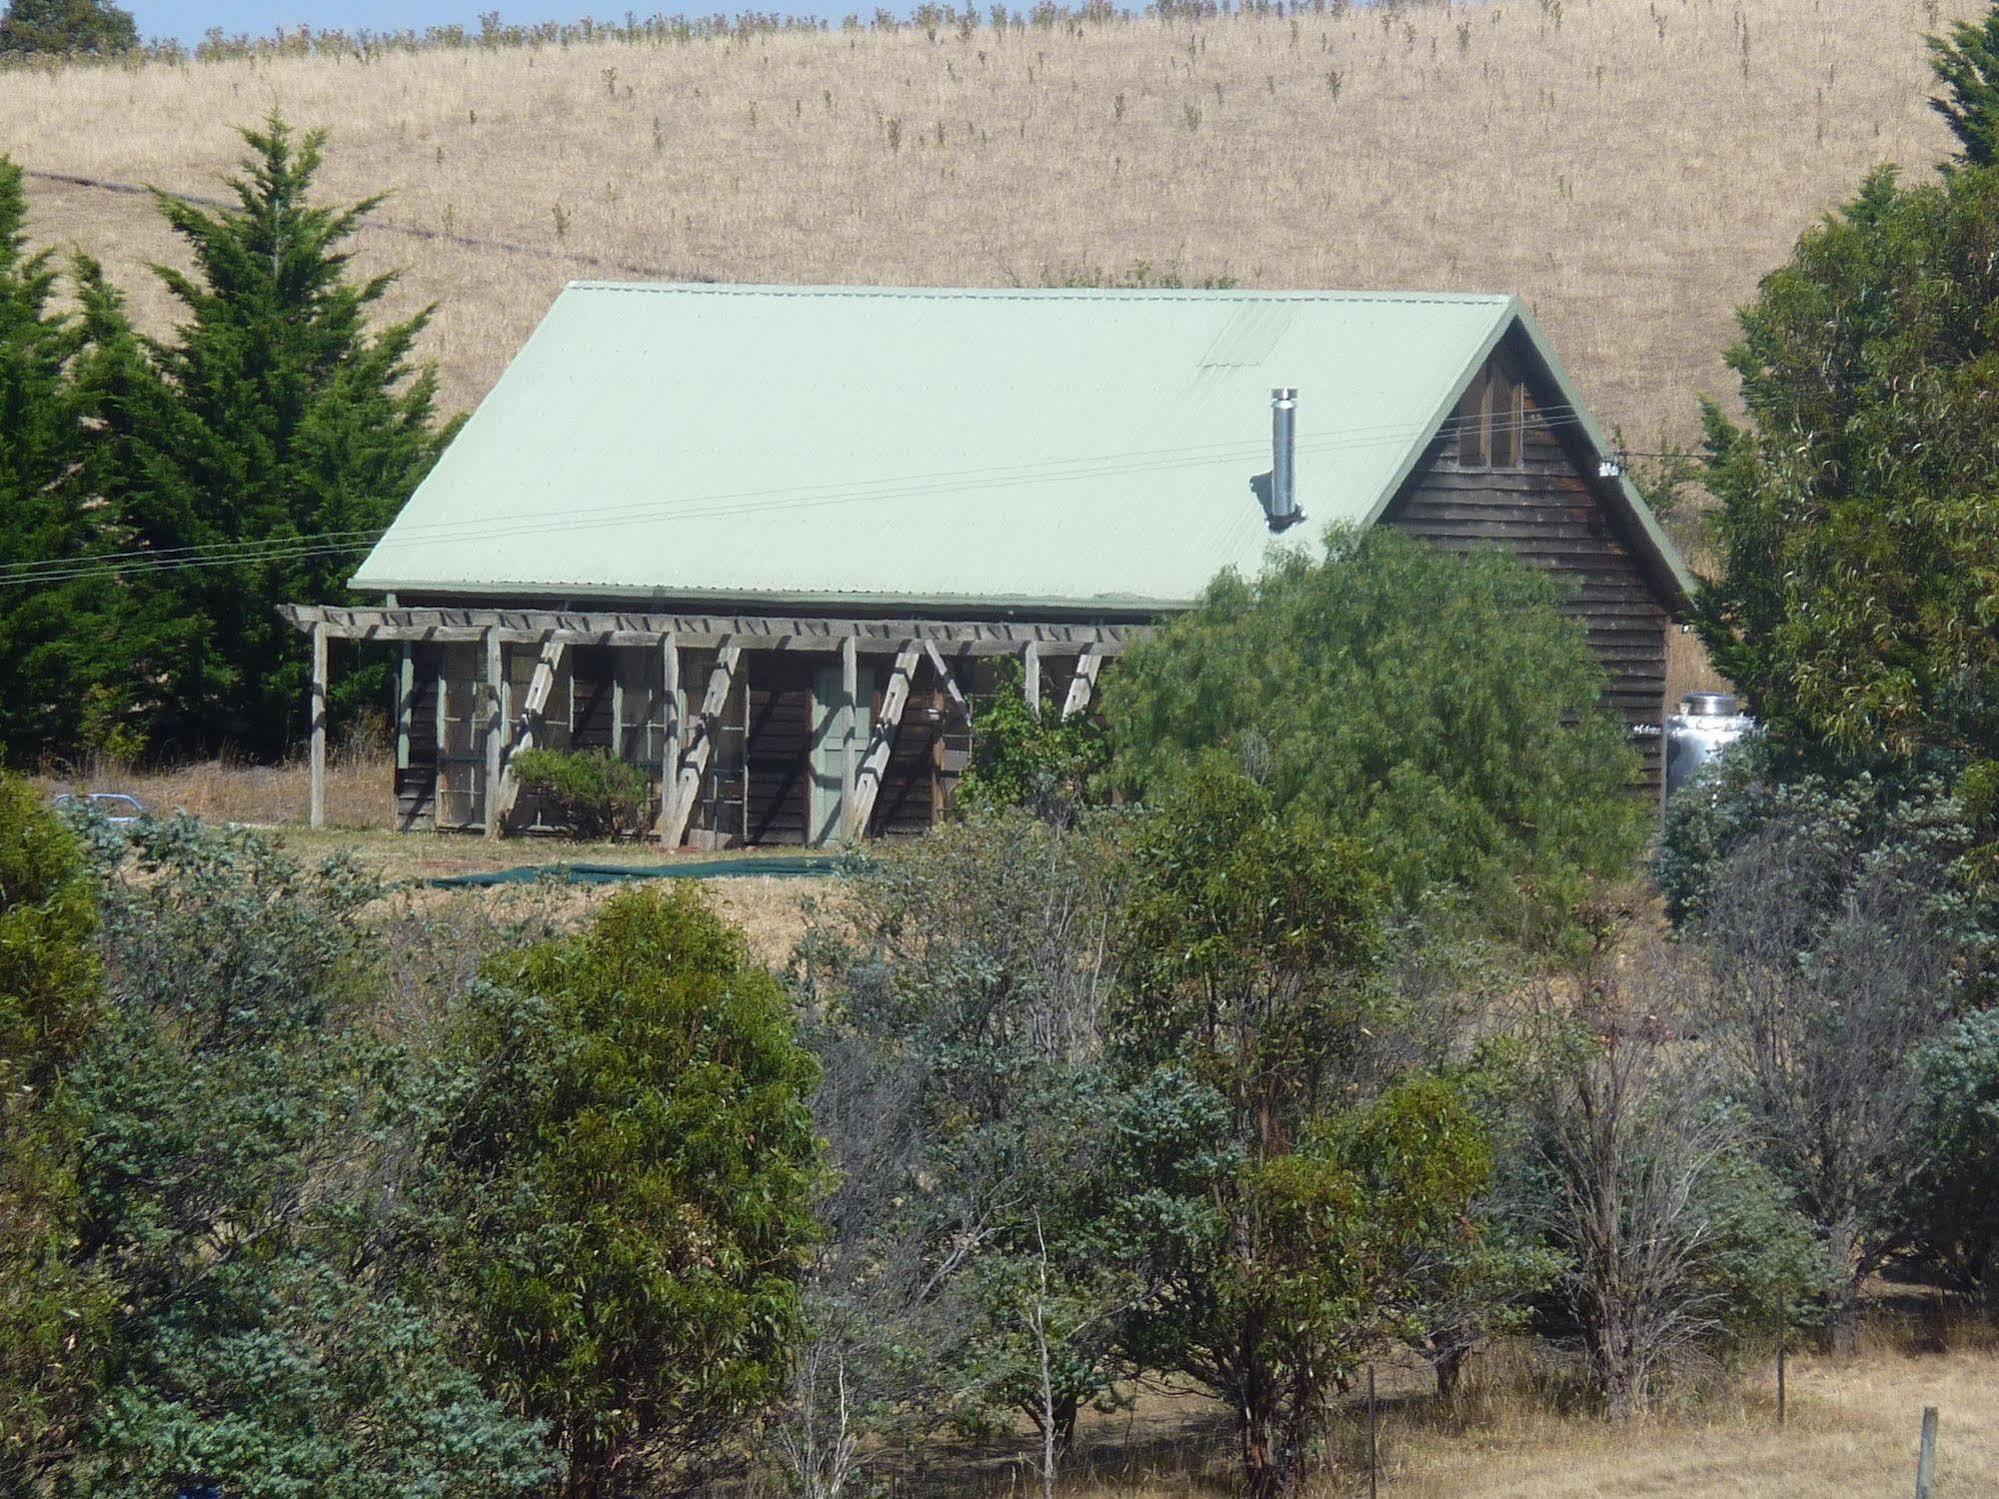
(1054, 1392, 1079, 1454)
(564, 1443, 600, 1499)
(1594, 1314, 1638, 1423)
(1435, 1342, 1468, 1404)
(1827, 1222, 1862, 1357)
(1237, 1350, 1284, 1499)
(1276, 1361, 1316, 1497)
(1829, 1282, 1862, 1357)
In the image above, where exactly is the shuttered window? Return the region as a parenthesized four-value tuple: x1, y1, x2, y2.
(1452, 361, 1526, 470)
(1490, 367, 1520, 468)
(1457, 370, 1488, 466)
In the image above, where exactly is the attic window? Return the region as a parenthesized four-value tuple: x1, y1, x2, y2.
(1454, 364, 1526, 470)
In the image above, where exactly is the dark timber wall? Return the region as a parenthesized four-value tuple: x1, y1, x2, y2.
(1382, 342, 1669, 799)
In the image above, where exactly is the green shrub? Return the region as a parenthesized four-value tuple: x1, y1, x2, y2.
(432, 886, 822, 1495)
(1105, 527, 1648, 944)
(509, 746, 653, 839)
(57, 816, 553, 1497)
(1906, 1008, 1999, 1304)
(0, 0, 137, 55)
(958, 659, 1109, 826)
(0, 770, 112, 1489)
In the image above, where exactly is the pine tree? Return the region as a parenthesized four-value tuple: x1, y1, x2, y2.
(0, 156, 110, 762)
(1930, 3, 1999, 168)
(110, 115, 456, 758)
(0, 0, 136, 54)
(61, 258, 190, 761)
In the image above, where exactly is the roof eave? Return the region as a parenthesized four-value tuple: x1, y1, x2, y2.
(348, 575, 1195, 620)
(1502, 298, 1700, 616)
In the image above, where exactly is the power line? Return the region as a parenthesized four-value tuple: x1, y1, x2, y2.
(2, 406, 1592, 589)
(5, 404, 1581, 582)
(2, 405, 1591, 587)
(20, 166, 709, 284)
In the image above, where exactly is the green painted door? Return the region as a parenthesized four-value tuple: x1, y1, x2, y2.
(808, 664, 872, 846)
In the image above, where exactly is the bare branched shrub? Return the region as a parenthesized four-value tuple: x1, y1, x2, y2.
(1689, 787, 1972, 1352)
(772, 809, 1130, 1494)
(1524, 955, 1803, 1421)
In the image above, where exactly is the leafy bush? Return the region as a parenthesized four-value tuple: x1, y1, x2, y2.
(1110, 765, 1514, 1495)
(958, 659, 1110, 826)
(779, 807, 1145, 1494)
(510, 745, 654, 839)
(54, 816, 553, 1497)
(431, 886, 822, 1495)
(0, 771, 112, 1490)
(1694, 160, 1999, 777)
(1904, 1008, 1999, 1305)
(1105, 527, 1648, 943)
(0, 0, 136, 55)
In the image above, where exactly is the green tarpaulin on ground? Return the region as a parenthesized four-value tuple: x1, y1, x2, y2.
(427, 855, 845, 888)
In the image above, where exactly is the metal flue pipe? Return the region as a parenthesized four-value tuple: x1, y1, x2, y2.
(1269, 387, 1302, 531)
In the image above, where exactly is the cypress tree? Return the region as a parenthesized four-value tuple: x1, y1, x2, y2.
(1930, 3, 1999, 168)
(110, 114, 456, 758)
(0, 156, 115, 762)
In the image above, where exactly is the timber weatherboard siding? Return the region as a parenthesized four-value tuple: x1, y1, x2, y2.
(1385, 354, 1670, 799)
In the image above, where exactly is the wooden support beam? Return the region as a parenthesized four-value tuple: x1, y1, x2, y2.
(395, 645, 414, 771)
(659, 633, 680, 844)
(493, 635, 566, 827)
(660, 642, 740, 849)
(1061, 646, 1103, 720)
(308, 621, 328, 829)
(923, 640, 972, 723)
(278, 604, 1152, 657)
(846, 642, 922, 841)
(1022, 639, 1041, 716)
(482, 627, 504, 839)
(839, 634, 858, 839)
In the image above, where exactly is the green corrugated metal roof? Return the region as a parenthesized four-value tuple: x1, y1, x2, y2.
(352, 282, 1691, 612)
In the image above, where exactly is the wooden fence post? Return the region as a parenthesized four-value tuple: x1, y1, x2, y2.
(1777, 1294, 1787, 1428)
(1367, 1362, 1379, 1499)
(1915, 1406, 1938, 1499)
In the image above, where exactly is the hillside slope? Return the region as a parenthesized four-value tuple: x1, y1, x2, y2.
(3, 0, 1976, 444)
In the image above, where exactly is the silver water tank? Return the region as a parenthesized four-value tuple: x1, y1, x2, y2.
(1665, 692, 1755, 799)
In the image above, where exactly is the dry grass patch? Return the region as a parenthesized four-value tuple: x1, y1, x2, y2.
(25, 756, 838, 966)
(1035, 1341, 1999, 1498)
(33, 750, 395, 829)
(3, 0, 1980, 447)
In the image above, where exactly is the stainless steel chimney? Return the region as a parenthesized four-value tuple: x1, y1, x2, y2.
(1269, 387, 1302, 532)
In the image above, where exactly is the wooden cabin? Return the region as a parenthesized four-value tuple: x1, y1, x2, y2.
(285, 283, 1693, 844)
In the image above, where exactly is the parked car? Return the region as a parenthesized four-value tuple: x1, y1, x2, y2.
(50, 791, 148, 826)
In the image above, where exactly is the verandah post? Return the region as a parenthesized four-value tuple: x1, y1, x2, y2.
(308, 620, 328, 829)
(483, 625, 503, 839)
(660, 631, 681, 844)
(840, 634, 858, 841)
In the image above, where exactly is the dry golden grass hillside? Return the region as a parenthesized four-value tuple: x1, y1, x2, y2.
(1, 0, 1978, 444)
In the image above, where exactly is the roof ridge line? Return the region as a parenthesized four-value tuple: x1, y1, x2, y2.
(561, 280, 1515, 306)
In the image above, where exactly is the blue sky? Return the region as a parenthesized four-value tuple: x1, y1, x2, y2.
(129, 0, 842, 44)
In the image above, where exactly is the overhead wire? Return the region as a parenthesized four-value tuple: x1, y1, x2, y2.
(3, 401, 1591, 591)
(5, 403, 1583, 579)
(0, 404, 1592, 589)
